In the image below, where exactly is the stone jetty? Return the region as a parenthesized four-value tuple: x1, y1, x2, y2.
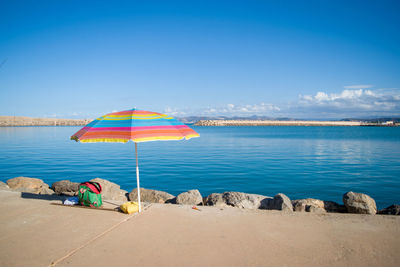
(195, 119, 366, 126)
(0, 116, 92, 126)
(2, 176, 398, 215)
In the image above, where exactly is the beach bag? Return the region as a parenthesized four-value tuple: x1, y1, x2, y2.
(78, 181, 103, 207)
(120, 201, 139, 214)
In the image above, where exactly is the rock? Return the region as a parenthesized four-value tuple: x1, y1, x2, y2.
(0, 181, 10, 190)
(306, 205, 326, 213)
(292, 198, 324, 212)
(204, 193, 227, 207)
(6, 177, 54, 194)
(176, 189, 203, 205)
(222, 192, 270, 209)
(51, 180, 80, 196)
(129, 188, 175, 203)
(40, 187, 55, 195)
(90, 178, 128, 202)
(292, 198, 346, 213)
(261, 193, 293, 212)
(205, 192, 271, 209)
(343, 191, 377, 214)
(378, 205, 400, 215)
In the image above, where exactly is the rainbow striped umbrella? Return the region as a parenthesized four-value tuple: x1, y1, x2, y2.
(71, 108, 199, 212)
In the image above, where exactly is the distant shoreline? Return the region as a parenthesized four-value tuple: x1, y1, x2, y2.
(0, 116, 92, 127)
(1, 116, 398, 127)
(195, 119, 398, 127)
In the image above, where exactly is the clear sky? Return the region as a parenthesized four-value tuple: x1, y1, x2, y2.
(1, 0, 399, 119)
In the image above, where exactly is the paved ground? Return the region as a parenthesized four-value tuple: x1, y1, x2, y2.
(0, 189, 399, 267)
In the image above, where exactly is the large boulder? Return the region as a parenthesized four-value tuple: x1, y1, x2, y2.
(292, 198, 324, 212)
(6, 177, 54, 194)
(343, 191, 377, 214)
(129, 188, 175, 203)
(176, 189, 203, 205)
(222, 192, 270, 209)
(204, 193, 227, 207)
(51, 180, 79, 196)
(90, 178, 128, 202)
(261, 193, 293, 212)
(205, 192, 271, 209)
(378, 205, 400, 215)
(0, 181, 10, 190)
(305, 205, 326, 213)
(292, 198, 345, 213)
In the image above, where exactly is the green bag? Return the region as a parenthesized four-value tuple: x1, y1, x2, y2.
(78, 182, 103, 207)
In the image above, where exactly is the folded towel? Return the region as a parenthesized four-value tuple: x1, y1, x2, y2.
(63, 196, 79, 205)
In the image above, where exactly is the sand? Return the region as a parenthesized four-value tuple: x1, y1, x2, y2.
(0, 189, 399, 267)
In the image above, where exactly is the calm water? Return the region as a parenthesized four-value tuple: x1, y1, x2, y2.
(0, 126, 399, 209)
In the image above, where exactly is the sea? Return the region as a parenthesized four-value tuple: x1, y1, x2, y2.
(0, 126, 399, 209)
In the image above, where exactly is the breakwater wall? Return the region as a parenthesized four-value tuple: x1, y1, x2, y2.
(2, 177, 399, 215)
(0, 116, 92, 126)
(194, 120, 390, 126)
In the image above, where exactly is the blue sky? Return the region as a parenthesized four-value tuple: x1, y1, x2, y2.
(1, 0, 399, 119)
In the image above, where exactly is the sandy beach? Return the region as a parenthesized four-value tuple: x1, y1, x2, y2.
(0, 189, 399, 267)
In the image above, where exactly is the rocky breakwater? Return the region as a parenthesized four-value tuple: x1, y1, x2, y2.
(194, 120, 363, 126)
(1, 177, 399, 216)
(0, 116, 92, 126)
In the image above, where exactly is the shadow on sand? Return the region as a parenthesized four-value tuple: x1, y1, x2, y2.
(20, 192, 65, 201)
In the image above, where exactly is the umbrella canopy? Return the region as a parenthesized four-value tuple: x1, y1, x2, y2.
(71, 109, 199, 143)
(71, 108, 199, 212)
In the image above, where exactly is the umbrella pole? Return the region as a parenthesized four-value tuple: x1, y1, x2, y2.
(135, 142, 142, 212)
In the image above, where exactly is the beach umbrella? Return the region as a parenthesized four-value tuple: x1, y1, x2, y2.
(71, 108, 200, 212)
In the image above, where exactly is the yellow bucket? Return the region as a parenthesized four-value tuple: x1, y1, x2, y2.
(120, 201, 139, 214)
